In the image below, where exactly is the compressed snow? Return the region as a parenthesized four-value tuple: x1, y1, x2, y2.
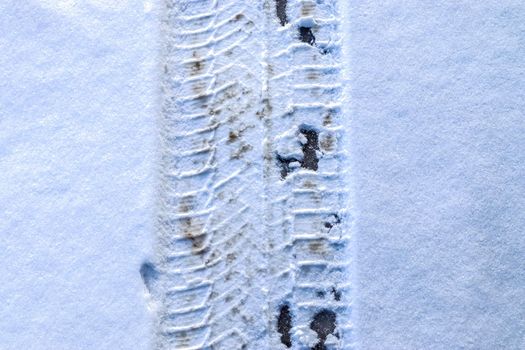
(0, 1, 158, 349)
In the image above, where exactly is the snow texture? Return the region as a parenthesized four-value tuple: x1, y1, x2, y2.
(0, 1, 158, 349)
(347, 1, 525, 349)
(1, 0, 525, 349)
(152, 1, 352, 349)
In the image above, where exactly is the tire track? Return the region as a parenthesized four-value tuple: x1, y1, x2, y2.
(153, 1, 266, 349)
(266, 1, 353, 349)
(148, 0, 353, 349)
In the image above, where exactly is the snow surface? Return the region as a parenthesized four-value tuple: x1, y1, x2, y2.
(1, 0, 524, 349)
(348, 1, 525, 349)
(0, 1, 158, 349)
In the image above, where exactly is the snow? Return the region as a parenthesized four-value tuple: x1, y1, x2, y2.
(0, 1, 158, 349)
(348, 1, 525, 349)
(1, 0, 524, 349)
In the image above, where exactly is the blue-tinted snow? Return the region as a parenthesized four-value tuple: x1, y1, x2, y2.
(1, 1, 525, 349)
(348, 1, 525, 349)
(0, 1, 157, 349)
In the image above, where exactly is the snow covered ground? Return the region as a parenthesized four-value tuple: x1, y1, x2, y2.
(0, 1, 158, 349)
(1, 1, 524, 349)
(349, 1, 525, 349)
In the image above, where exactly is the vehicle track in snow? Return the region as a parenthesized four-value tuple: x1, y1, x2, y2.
(146, 1, 353, 349)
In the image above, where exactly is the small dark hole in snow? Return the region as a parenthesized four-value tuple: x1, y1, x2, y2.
(276, 0, 288, 26)
(331, 287, 342, 301)
(299, 26, 316, 46)
(310, 309, 337, 350)
(277, 304, 293, 348)
(300, 128, 319, 171)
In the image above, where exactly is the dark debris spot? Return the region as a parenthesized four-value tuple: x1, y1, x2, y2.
(310, 310, 337, 350)
(276, 0, 288, 26)
(300, 127, 319, 171)
(299, 26, 316, 46)
(277, 304, 292, 348)
(276, 154, 300, 179)
(324, 214, 341, 230)
(331, 287, 342, 301)
(277, 127, 320, 180)
(228, 131, 238, 143)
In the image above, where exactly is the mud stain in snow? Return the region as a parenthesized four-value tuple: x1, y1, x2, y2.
(190, 51, 205, 76)
(319, 133, 336, 153)
(182, 218, 207, 254)
(228, 130, 239, 143)
(309, 240, 326, 253)
(231, 143, 253, 159)
(179, 196, 207, 255)
(301, 1, 315, 16)
(323, 112, 332, 127)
